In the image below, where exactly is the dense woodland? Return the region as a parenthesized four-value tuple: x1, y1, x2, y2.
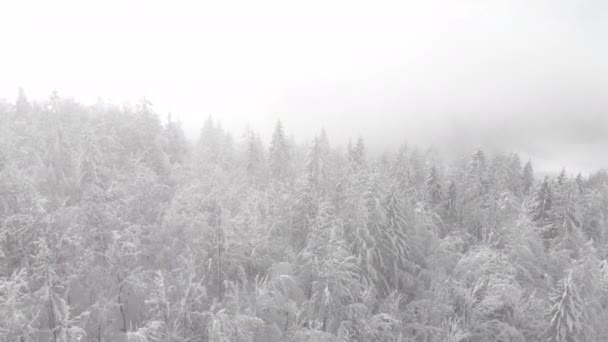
(1, 91, 608, 342)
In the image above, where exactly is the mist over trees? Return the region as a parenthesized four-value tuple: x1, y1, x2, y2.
(1, 93, 608, 342)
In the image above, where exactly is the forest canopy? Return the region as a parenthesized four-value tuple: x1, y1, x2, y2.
(1, 92, 608, 342)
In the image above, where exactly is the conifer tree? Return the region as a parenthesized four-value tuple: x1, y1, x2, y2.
(348, 137, 366, 171)
(15, 87, 31, 120)
(575, 172, 584, 195)
(582, 187, 608, 244)
(463, 149, 489, 240)
(409, 148, 427, 196)
(544, 252, 604, 342)
(380, 187, 414, 293)
(545, 271, 584, 342)
(307, 136, 327, 190)
(550, 175, 583, 249)
(245, 130, 265, 184)
(163, 114, 189, 164)
(508, 153, 523, 196)
(489, 154, 510, 194)
(269, 120, 290, 181)
(426, 164, 442, 206)
(467, 149, 488, 196)
(318, 128, 330, 153)
(197, 116, 223, 166)
(391, 144, 411, 194)
(557, 168, 567, 187)
(530, 176, 553, 228)
(522, 160, 535, 195)
(444, 179, 459, 226)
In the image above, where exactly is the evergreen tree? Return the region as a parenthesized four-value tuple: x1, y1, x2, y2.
(550, 175, 583, 250)
(426, 164, 442, 206)
(348, 137, 366, 171)
(197, 116, 223, 166)
(380, 188, 415, 293)
(522, 160, 535, 195)
(409, 148, 427, 196)
(467, 149, 488, 195)
(489, 154, 510, 194)
(557, 168, 567, 187)
(544, 272, 584, 342)
(163, 114, 189, 164)
(318, 128, 330, 153)
(307, 135, 328, 190)
(508, 153, 523, 196)
(15, 87, 31, 120)
(462, 149, 489, 240)
(299, 202, 362, 333)
(391, 143, 412, 194)
(269, 120, 291, 181)
(444, 179, 459, 226)
(530, 176, 553, 228)
(582, 187, 608, 244)
(575, 172, 584, 195)
(245, 130, 266, 184)
(544, 252, 604, 342)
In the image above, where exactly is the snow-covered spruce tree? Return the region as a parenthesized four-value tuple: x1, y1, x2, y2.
(426, 164, 443, 208)
(408, 148, 427, 198)
(197, 116, 223, 167)
(575, 173, 584, 195)
(15, 87, 31, 120)
(196, 116, 235, 172)
(462, 149, 490, 241)
(550, 174, 585, 254)
(452, 246, 526, 341)
(581, 185, 608, 244)
(163, 113, 189, 165)
(483, 155, 522, 239)
(104, 224, 149, 336)
(307, 135, 330, 193)
(349, 169, 386, 294)
(269, 120, 292, 183)
(390, 143, 413, 195)
(522, 160, 535, 196)
(508, 153, 524, 197)
(298, 202, 363, 334)
(0, 269, 41, 341)
(129, 98, 171, 175)
(380, 187, 416, 294)
(544, 244, 608, 341)
(348, 137, 367, 172)
(544, 271, 585, 342)
(529, 176, 554, 232)
(488, 153, 510, 195)
(245, 129, 267, 186)
(442, 179, 459, 229)
(556, 168, 567, 187)
(317, 129, 331, 164)
(141, 263, 210, 342)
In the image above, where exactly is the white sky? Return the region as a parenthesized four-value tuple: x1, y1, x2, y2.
(1, 0, 607, 174)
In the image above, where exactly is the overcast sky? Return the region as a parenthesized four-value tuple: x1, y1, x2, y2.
(1, 0, 607, 174)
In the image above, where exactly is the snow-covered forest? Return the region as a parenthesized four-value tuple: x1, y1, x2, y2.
(1, 92, 608, 342)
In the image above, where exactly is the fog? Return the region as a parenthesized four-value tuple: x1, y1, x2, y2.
(3, 3, 608, 340)
(1, 0, 607, 174)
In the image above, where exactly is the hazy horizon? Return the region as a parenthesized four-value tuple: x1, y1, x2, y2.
(1, 0, 607, 175)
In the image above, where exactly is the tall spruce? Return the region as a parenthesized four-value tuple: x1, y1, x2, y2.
(426, 164, 442, 206)
(269, 119, 290, 181)
(522, 160, 535, 195)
